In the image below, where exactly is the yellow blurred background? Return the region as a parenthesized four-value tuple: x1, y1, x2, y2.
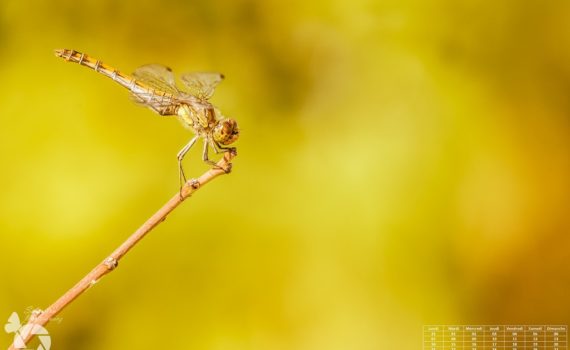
(1, 0, 569, 349)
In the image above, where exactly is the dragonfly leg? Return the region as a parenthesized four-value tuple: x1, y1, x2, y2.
(177, 136, 198, 189)
(203, 139, 232, 173)
(212, 141, 236, 154)
(202, 139, 218, 167)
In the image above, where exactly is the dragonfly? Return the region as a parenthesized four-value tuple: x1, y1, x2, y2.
(54, 48, 239, 186)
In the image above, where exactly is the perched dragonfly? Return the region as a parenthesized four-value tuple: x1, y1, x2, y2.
(54, 48, 239, 185)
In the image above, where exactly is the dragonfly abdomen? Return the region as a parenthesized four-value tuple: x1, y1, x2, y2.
(55, 49, 177, 115)
(55, 49, 132, 88)
(55, 49, 159, 98)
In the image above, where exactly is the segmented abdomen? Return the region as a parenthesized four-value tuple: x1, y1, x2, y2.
(54, 49, 178, 115)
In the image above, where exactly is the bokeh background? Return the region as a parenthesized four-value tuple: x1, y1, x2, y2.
(1, 0, 569, 349)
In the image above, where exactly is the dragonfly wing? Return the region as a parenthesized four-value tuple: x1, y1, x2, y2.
(129, 90, 179, 116)
(180, 72, 224, 100)
(132, 64, 180, 95)
(131, 64, 182, 115)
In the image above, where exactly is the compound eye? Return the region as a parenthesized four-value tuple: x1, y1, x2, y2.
(215, 119, 239, 145)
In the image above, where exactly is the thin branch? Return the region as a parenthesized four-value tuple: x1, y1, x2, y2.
(7, 149, 237, 350)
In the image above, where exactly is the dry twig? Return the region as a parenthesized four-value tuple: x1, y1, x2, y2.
(7, 149, 236, 350)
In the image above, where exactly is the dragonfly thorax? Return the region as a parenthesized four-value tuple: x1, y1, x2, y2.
(176, 103, 238, 145)
(176, 103, 215, 130)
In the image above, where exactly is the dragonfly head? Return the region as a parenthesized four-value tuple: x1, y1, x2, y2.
(213, 118, 239, 145)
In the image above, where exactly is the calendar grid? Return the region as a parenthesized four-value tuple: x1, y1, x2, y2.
(423, 325, 567, 349)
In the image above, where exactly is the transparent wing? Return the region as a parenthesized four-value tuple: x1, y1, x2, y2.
(129, 88, 179, 116)
(129, 64, 181, 115)
(132, 64, 180, 95)
(180, 72, 224, 100)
